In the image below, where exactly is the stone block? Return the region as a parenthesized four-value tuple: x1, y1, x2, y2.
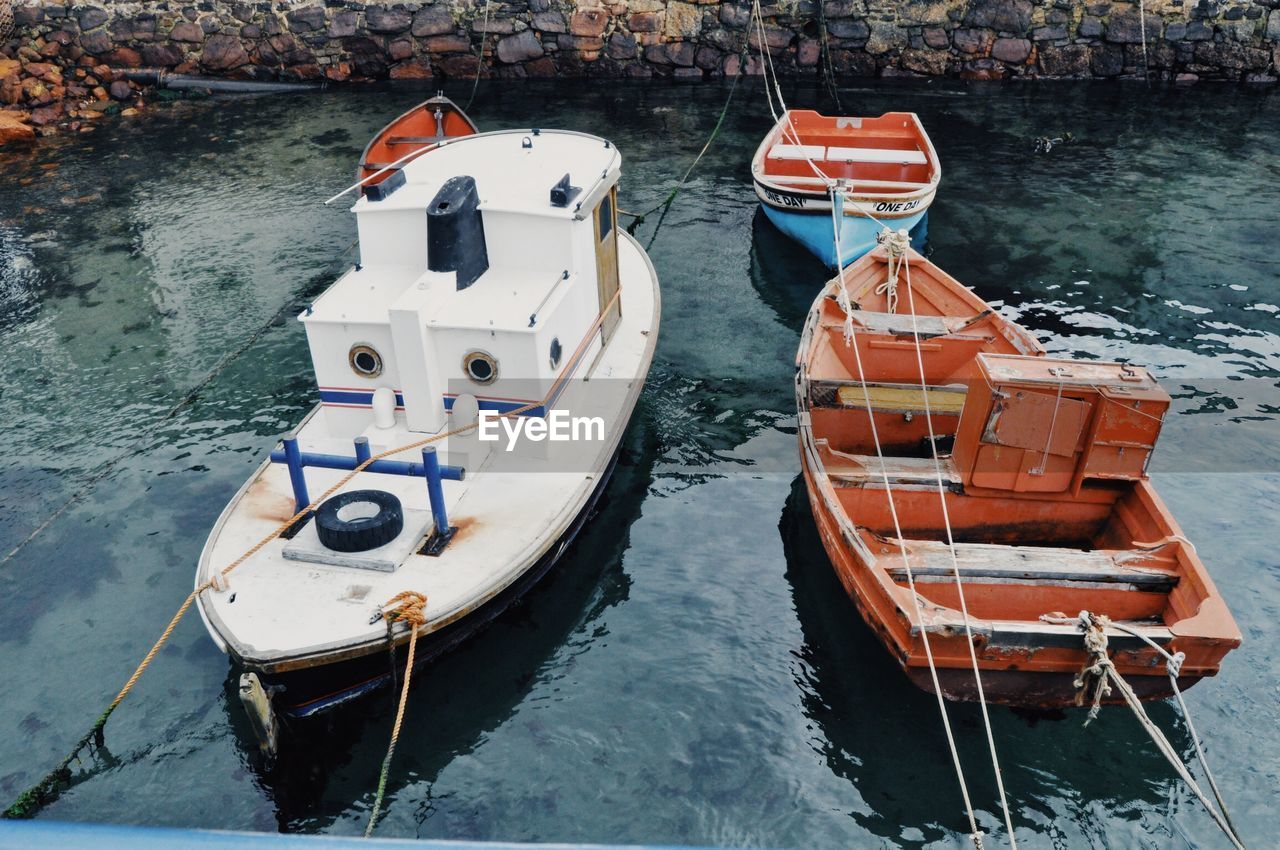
(608, 31, 638, 58)
(1032, 24, 1067, 40)
(390, 60, 433, 79)
(664, 3, 703, 38)
(828, 19, 870, 39)
(963, 0, 1033, 34)
(76, 6, 108, 30)
(201, 34, 250, 70)
(570, 9, 608, 37)
(497, 29, 544, 62)
(901, 47, 949, 73)
(142, 43, 186, 66)
(1105, 10, 1161, 43)
(533, 12, 567, 33)
(171, 21, 205, 43)
(952, 27, 990, 54)
(992, 36, 1031, 61)
(1090, 41, 1123, 74)
(413, 7, 456, 37)
(286, 5, 327, 33)
(923, 26, 949, 48)
(629, 11, 663, 32)
(366, 7, 413, 34)
(1039, 42, 1089, 74)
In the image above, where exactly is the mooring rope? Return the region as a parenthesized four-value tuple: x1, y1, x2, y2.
(630, 43, 749, 250)
(895, 231, 1019, 847)
(3, 286, 622, 820)
(463, 0, 494, 111)
(825, 214, 988, 850)
(1042, 611, 1245, 849)
(364, 590, 428, 837)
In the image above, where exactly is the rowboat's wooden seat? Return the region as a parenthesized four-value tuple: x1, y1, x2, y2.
(885, 539, 1180, 590)
(817, 443, 962, 490)
(809, 381, 968, 415)
(769, 143, 825, 161)
(768, 144, 927, 166)
(821, 309, 997, 340)
(826, 146, 927, 165)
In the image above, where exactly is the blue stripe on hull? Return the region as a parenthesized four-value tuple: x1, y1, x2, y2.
(760, 204, 928, 269)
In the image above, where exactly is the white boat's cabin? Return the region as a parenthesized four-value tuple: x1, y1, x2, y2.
(303, 129, 624, 438)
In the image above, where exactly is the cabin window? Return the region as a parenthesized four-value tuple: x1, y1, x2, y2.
(349, 344, 383, 378)
(463, 350, 498, 385)
(598, 194, 613, 241)
(549, 337, 563, 370)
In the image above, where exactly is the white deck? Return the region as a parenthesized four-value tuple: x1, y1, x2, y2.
(195, 129, 659, 671)
(196, 234, 657, 669)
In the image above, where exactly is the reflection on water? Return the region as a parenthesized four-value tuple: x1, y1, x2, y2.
(0, 79, 1276, 848)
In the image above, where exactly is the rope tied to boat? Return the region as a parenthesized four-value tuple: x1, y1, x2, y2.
(1040, 610, 1246, 848)
(4, 287, 623, 820)
(1073, 611, 1114, 723)
(874, 227, 911, 315)
(365, 590, 429, 837)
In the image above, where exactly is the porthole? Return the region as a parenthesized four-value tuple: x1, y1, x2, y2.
(549, 337, 563, 370)
(463, 350, 498, 385)
(349, 343, 383, 378)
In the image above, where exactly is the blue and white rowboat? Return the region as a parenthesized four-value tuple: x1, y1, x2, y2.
(751, 109, 940, 268)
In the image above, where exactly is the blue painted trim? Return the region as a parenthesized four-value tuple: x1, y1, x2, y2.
(443, 395, 547, 418)
(0, 821, 744, 849)
(760, 204, 927, 269)
(318, 389, 406, 408)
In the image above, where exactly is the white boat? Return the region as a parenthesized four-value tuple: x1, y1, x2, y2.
(195, 129, 660, 734)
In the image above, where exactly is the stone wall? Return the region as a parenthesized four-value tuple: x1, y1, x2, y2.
(3, 0, 1280, 92)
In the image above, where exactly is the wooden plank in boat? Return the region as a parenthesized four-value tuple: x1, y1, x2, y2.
(387, 136, 442, 145)
(822, 451, 963, 488)
(826, 145, 928, 165)
(850, 310, 952, 337)
(887, 539, 1179, 589)
(835, 383, 967, 415)
(810, 381, 967, 415)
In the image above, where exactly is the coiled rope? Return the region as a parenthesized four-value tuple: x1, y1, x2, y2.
(365, 590, 429, 837)
(1041, 611, 1245, 849)
(4, 286, 622, 820)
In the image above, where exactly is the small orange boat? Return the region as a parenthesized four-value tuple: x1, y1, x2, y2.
(357, 93, 478, 188)
(795, 240, 1241, 707)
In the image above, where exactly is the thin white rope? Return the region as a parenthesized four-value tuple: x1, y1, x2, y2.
(1088, 618, 1240, 840)
(1044, 613, 1245, 849)
(827, 200, 986, 849)
(1030, 373, 1065, 476)
(897, 235, 1019, 848)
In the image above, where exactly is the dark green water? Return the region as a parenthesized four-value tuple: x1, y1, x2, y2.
(1, 79, 1277, 848)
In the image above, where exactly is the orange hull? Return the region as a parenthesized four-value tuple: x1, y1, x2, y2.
(796, 246, 1241, 707)
(357, 94, 478, 187)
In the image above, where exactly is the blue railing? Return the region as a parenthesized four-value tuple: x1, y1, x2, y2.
(271, 434, 464, 535)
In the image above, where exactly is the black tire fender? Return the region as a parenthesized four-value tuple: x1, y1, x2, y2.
(314, 490, 404, 553)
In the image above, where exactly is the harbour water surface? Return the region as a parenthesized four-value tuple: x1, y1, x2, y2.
(0, 79, 1277, 848)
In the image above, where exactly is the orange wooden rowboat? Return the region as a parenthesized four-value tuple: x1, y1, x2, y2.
(795, 242, 1241, 707)
(357, 93, 478, 187)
